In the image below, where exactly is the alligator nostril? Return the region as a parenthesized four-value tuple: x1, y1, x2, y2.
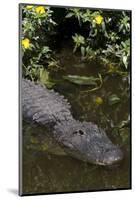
(73, 130, 84, 135)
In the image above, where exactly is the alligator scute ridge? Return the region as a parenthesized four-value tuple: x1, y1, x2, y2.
(22, 78, 123, 166)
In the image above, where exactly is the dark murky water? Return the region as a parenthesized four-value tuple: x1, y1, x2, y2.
(22, 48, 131, 195)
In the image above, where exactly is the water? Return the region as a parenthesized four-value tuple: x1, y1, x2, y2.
(21, 47, 131, 195)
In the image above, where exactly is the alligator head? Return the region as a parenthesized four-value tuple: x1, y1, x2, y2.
(53, 120, 123, 166)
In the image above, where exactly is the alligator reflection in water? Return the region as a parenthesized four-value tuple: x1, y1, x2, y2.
(22, 54, 130, 194)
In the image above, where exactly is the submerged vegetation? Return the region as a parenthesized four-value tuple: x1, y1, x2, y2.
(21, 5, 130, 145)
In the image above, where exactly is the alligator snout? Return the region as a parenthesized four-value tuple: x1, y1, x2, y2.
(102, 148, 123, 165)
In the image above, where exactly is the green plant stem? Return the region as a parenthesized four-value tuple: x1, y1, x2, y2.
(81, 74, 103, 93)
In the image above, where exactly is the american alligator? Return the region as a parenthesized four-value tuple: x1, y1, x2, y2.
(22, 79, 123, 166)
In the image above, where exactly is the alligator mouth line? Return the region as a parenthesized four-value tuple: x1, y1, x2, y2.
(95, 159, 123, 166)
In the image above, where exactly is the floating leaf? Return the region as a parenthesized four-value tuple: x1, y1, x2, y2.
(108, 94, 121, 105)
(63, 75, 99, 86)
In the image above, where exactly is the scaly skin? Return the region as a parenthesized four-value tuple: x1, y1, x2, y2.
(22, 79, 123, 165)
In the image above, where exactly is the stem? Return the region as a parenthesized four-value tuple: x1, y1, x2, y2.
(81, 73, 103, 93)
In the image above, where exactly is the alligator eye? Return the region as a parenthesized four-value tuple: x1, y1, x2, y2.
(78, 130, 84, 135)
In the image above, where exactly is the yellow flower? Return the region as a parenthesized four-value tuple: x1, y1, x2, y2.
(36, 6, 45, 15)
(95, 96, 103, 105)
(95, 15, 103, 25)
(22, 38, 30, 49)
(26, 5, 33, 10)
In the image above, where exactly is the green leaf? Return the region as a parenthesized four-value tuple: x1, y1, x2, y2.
(117, 115, 130, 129)
(81, 46, 85, 57)
(39, 68, 55, 88)
(108, 94, 121, 105)
(65, 12, 74, 18)
(72, 34, 85, 47)
(122, 56, 128, 68)
(63, 75, 99, 86)
(39, 68, 49, 82)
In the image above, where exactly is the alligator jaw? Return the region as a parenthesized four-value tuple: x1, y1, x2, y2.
(54, 120, 123, 166)
(99, 148, 123, 166)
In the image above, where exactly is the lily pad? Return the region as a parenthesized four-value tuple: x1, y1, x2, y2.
(63, 75, 99, 86)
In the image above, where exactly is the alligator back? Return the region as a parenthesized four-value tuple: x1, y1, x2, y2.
(22, 79, 73, 126)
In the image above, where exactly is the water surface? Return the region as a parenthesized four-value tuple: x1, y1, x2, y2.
(22, 48, 131, 194)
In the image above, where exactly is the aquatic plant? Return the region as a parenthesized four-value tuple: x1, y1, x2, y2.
(66, 9, 130, 70)
(21, 5, 58, 83)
